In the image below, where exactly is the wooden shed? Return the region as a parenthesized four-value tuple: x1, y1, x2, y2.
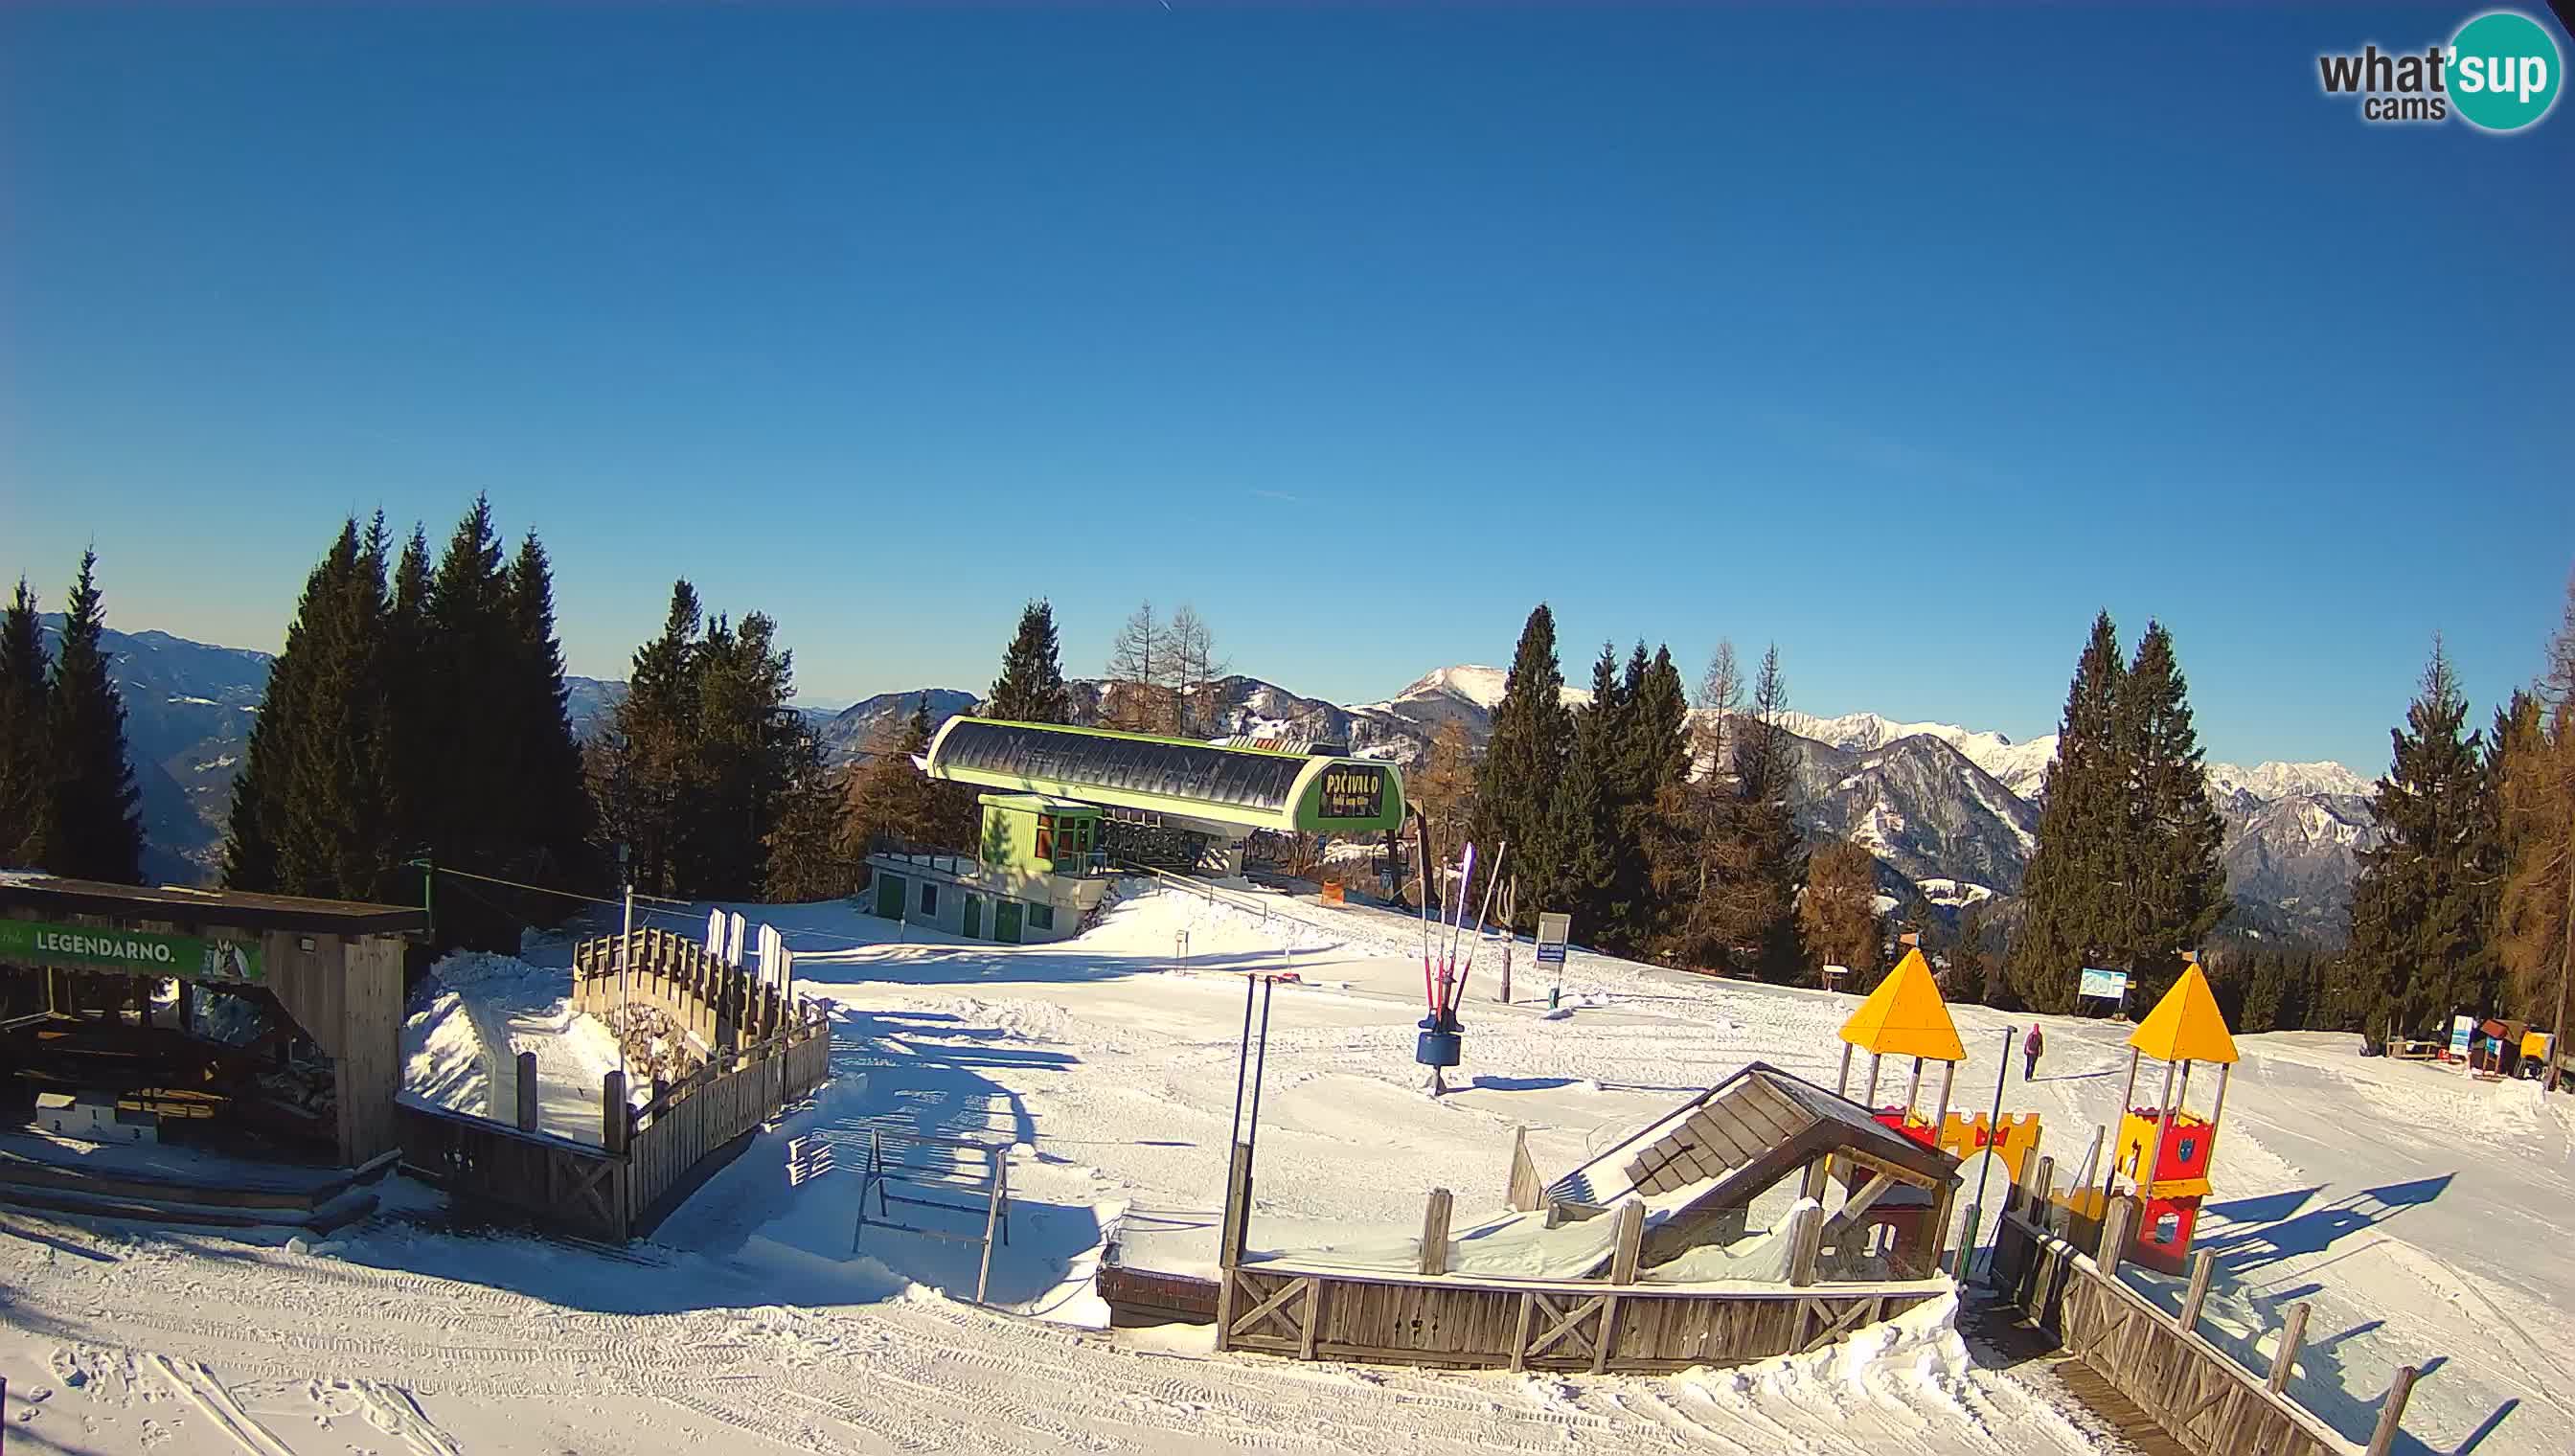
(0, 876, 422, 1169)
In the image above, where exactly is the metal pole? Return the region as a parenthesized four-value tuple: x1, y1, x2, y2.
(2104, 1049, 2140, 1201)
(1959, 1026, 2014, 1281)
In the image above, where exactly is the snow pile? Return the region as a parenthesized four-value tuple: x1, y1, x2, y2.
(399, 989, 492, 1117)
(1687, 1290, 1992, 1421)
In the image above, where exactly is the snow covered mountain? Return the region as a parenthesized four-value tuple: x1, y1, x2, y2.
(1777, 710, 2061, 801)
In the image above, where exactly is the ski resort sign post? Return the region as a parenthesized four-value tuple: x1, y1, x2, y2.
(2076, 967, 2129, 1012)
(1536, 913, 1571, 1010)
(0, 920, 262, 983)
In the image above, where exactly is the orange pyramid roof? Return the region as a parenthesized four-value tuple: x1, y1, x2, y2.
(2128, 963, 2239, 1065)
(1838, 948, 1965, 1061)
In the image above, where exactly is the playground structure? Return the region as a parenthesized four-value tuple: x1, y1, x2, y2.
(1832, 949, 2044, 1233)
(2100, 960, 2236, 1275)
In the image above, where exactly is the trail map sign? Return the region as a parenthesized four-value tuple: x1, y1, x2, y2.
(2449, 1013, 2474, 1059)
(2077, 967, 2130, 1002)
(0, 920, 262, 983)
(1535, 913, 1571, 967)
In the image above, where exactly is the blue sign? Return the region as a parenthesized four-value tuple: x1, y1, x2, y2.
(1536, 943, 1566, 967)
(2077, 967, 2130, 1002)
(2450, 1014, 2474, 1058)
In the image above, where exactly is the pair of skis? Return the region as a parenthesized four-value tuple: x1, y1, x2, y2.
(1416, 817, 1506, 1026)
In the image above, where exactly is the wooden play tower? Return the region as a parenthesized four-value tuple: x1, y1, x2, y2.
(2102, 960, 2238, 1275)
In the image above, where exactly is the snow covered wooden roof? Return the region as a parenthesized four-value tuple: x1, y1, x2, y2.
(1549, 1061, 1961, 1211)
(0, 875, 426, 936)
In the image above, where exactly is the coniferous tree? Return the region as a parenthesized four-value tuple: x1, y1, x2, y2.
(43, 551, 145, 882)
(2114, 623, 2232, 1010)
(596, 581, 705, 897)
(0, 580, 54, 867)
(2345, 644, 2493, 1047)
(505, 531, 595, 892)
(988, 600, 1072, 723)
(2006, 613, 2129, 1012)
(273, 518, 399, 899)
(1547, 645, 1629, 931)
(1470, 605, 1573, 932)
(763, 720, 853, 901)
(1799, 838, 1884, 987)
(1728, 645, 1806, 981)
(1617, 645, 1691, 954)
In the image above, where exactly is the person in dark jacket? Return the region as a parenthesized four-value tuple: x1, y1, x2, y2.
(2022, 1023, 2044, 1081)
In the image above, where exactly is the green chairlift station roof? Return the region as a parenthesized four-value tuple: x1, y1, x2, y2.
(922, 718, 1405, 833)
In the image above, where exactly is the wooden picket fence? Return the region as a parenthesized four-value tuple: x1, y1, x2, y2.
(399, 925, 833, 1240)
(572, 924, 802, 1052)
(1990, 1170, 2415, 1456)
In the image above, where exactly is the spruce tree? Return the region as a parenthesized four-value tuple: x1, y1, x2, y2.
(0, 580, 53, 867)
(1733, 645, 1806, 981)
(43, 551, 145, 883)
(988, 600, 1072, 723)
(598, 581, 705, 897)
(1549, 645, 1629, 933)
(505, 531, 595, 891)
(2006, 612, 2128, 1012)
(1470, 605, 1572, 931)
(2114, 623, 2231, 1009)
(2345, 644, 2493, 1046)
(1616, 645, 1691, 954)
(1798, 838, 1884, 987)
(763, 719, 852, 900)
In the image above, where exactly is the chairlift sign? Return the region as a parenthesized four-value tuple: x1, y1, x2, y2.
(1316, 764, 1387, 821)
(0, 919, 262, 983)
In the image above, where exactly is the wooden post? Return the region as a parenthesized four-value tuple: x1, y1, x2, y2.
(1506, 1127, 1543, 1212)
(2028, 1154, 2056, 1222)
(2364, 1365, 2419, 1456)
(2098, 1194, 2134, 1277)
(2267, 1301, 2311, 1394)
(1418, 1188, 1454, 1275)
(1788, 1194, 1827, 1287)
(602, 1071, 628, 1154)
(514, 1051, 538, 1132)
(1835, 1041, 1855, 1096)
(2177, 1249, 2215, 1334)
(1609, 1199, 1645, 1285)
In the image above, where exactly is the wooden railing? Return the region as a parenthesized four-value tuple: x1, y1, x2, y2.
(395, 1102, 629, 1242)
(622, 1014, 832, 1233)
(572, 925, 804, 1052)
(1991, 1176, 2413, 1456)
(400, 926, 835, 1241)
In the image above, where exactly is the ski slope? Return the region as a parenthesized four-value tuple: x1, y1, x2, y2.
(1, 879, 2558, 1454)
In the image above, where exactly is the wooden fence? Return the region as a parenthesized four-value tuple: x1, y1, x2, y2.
(395, 1103, 630, 1241)
(400, 927, 834, 1240)
(1218, 1261, 1944, 1373)
(572, 925, 804, 1053)
(1991, 1171, 2415, 1456)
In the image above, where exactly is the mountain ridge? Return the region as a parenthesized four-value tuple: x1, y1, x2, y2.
(30, 626, 2373, 941)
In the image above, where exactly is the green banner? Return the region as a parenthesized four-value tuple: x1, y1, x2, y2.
(0, 920, 262, 983)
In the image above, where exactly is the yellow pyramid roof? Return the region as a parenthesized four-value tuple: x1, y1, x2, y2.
(1838, 949, 1965, 1061)
(2128, 963, 2239, 1065)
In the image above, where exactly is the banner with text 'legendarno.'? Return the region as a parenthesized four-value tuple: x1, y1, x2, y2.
(0, 920, 263, 983)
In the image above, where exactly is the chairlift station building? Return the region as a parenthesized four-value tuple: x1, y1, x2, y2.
(863, 719, 1404, 945)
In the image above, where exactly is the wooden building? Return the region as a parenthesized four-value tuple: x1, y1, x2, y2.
(0, 876, 422, 1170)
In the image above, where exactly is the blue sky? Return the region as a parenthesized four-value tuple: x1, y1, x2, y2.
(4, 5, 2568, 770)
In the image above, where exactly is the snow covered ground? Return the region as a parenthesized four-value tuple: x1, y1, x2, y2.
(1, 878, 2562, 1454)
